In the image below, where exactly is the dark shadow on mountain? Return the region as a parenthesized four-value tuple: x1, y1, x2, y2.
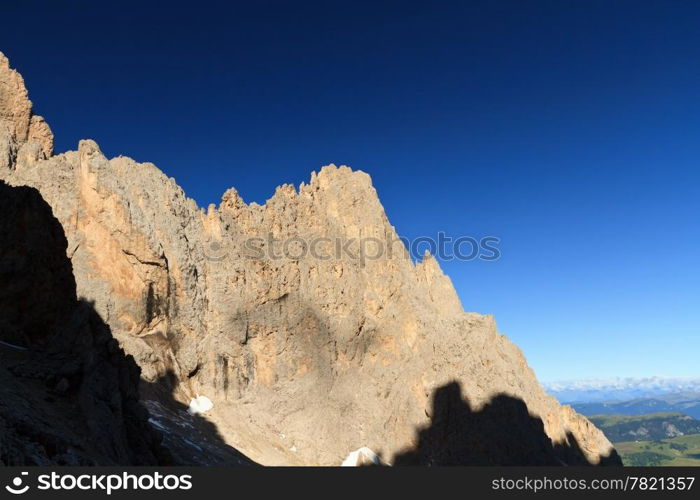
(392, 381, 622, 466)
(0, 180, 253, 466)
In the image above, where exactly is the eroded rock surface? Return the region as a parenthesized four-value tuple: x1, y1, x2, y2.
(0, 52, 620, 466)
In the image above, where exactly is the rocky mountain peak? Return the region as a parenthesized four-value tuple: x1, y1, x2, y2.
(0, 52, 53, 166)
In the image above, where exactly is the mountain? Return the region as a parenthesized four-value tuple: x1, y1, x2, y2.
(588, 413, 700, 443)
(572, 393, 700, 420)
(0, 52, 619, 466)
(545, 377, 700, 404)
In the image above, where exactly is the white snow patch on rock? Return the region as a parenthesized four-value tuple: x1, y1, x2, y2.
(187, 395, 214, 415)
(341, 447, 380, 466)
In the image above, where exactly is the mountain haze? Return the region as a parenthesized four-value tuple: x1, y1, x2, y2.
(546, 377, 700, 404)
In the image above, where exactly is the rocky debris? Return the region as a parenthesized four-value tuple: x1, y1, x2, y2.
(0, 51, 621, 466)
(142, 399, 253, 466)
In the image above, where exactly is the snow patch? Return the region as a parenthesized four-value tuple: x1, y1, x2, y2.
(341, 447, 380, 466)
(187, 395, 213, 415)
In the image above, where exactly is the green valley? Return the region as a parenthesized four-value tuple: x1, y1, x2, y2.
(614, 434, 700, 466)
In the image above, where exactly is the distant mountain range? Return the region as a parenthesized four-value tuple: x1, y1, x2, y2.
(588, 413, 700, 442)
(591, 413, 700, 466)
(544, 377, 700, 404)
(550, 379, 700, 465)
(571, 393, 700, 420)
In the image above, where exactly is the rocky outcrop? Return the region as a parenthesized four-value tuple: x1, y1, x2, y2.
(0, 52, 620, 466)
(0, 53, 52, 171)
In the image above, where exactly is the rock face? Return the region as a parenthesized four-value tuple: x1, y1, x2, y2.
(0, 180, 164, 465)
(0, 52, 620, 466)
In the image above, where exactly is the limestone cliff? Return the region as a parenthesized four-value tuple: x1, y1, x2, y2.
(0, 180, 166, 465)
(0, 52, 620, 465)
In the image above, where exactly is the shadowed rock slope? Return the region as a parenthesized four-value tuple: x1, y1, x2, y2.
(0, 180, 252, 466)
(0, 52, 620, 465)
(0, 180, 165, 465)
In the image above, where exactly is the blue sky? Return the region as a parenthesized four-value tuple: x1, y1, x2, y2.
(2, 1, 698, 382)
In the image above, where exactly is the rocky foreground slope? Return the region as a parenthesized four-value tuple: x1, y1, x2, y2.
(0, 52, 620, 465)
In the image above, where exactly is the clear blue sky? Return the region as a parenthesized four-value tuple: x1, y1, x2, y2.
(2, 1, 698, 382)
